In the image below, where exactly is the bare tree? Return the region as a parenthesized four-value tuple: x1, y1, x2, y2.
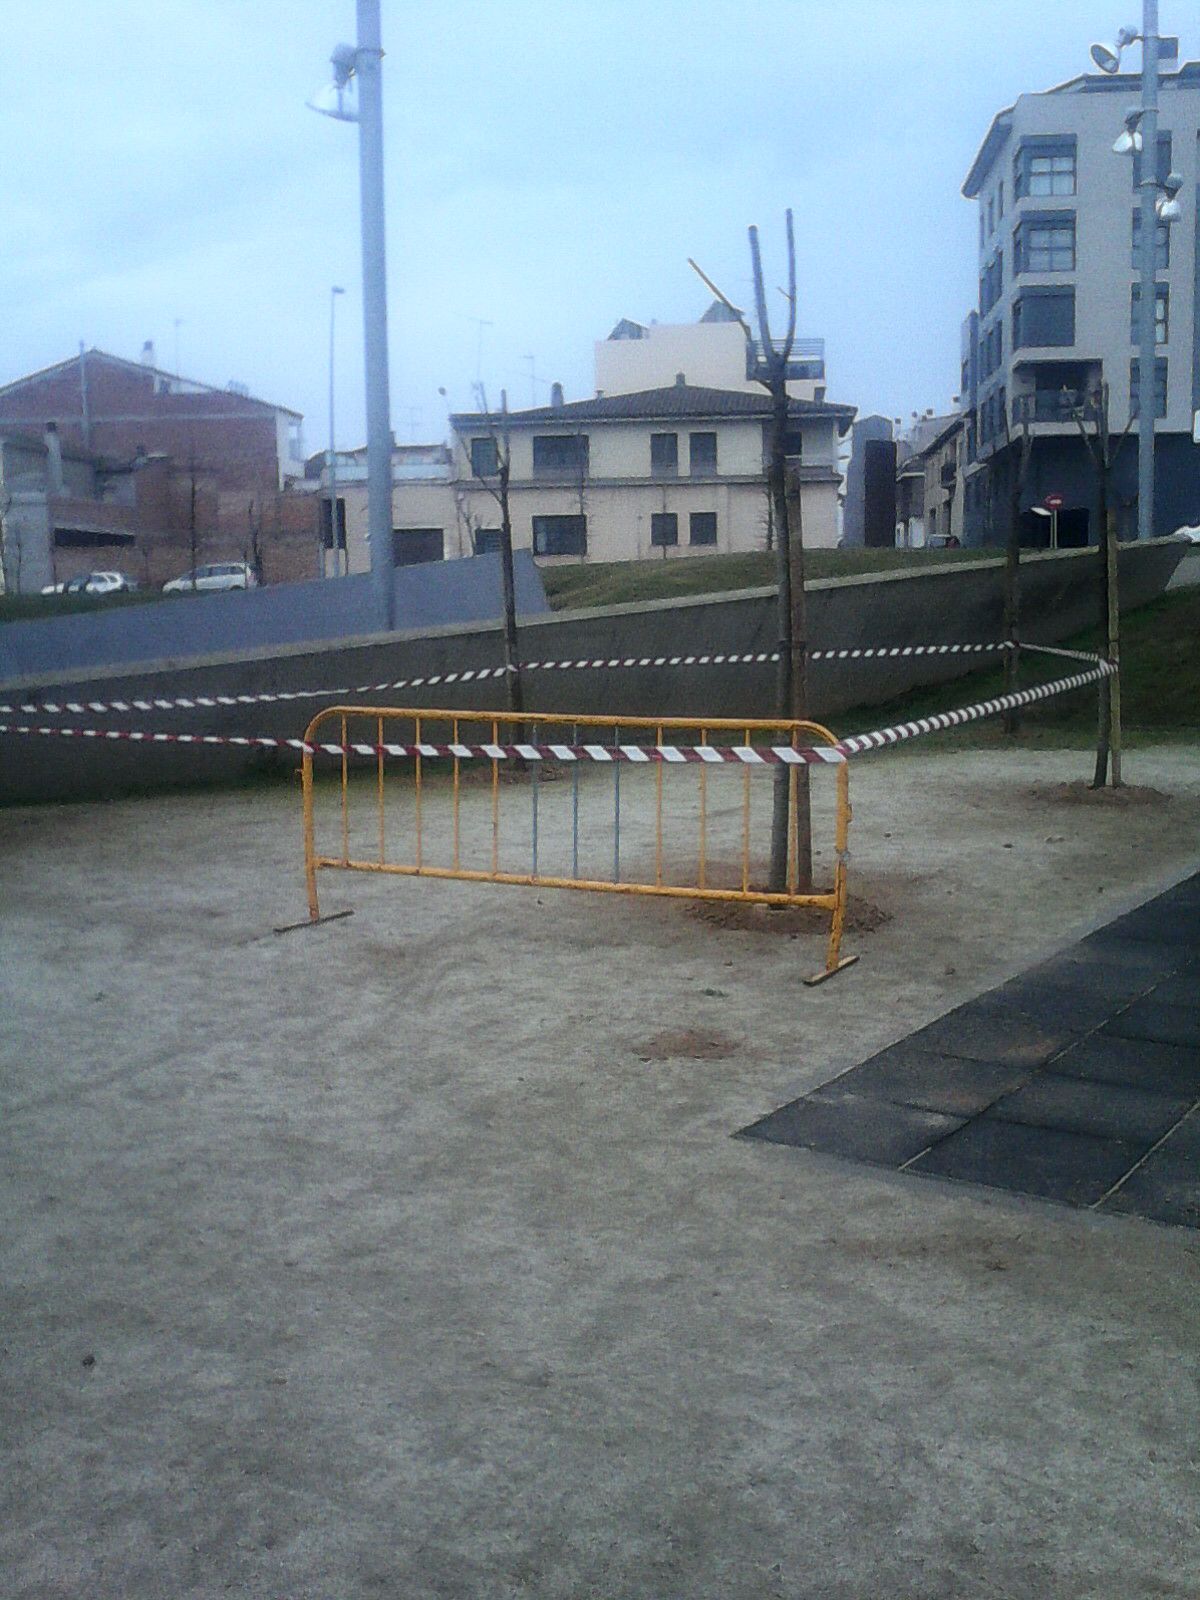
(469, 385, 524, 724)
(690, 215, 811, 892)
(1070, 381, 1134, 788)
(996, 400, 1035, 734)
(243, 498, 266, 587)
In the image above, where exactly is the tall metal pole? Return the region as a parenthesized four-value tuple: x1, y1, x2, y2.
(328, 285, 345, 578)
(1136, 0, 1160, 541)
(356, 0, 396, 629)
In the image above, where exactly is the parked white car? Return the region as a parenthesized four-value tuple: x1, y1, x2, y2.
(41, 571, 133, 595)
(163, 562, 259, 593)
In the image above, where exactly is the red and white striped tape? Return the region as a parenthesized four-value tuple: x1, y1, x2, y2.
(0, 660, 1113, 766)
(0, 640, 1014, 719)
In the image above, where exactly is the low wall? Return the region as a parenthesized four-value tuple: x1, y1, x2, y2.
(0, 550, 548, 681)
(0, 540, 1189, 805)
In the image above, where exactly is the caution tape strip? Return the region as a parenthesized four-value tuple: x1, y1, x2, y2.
(0, 641, 1015, 719)
(0, 661, 1114, 765)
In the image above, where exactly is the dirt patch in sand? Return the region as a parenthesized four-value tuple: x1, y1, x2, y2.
(1032, 780, 1174, 808)
(685, 894, 892, 937)
(634, 1028, 738, 1061)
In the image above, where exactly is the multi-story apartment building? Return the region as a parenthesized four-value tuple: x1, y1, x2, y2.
(324, 306, 855, 573)
(960, 59, 1200, 545)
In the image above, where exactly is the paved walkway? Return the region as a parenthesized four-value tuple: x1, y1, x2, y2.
(743, 872, 1200, 1227)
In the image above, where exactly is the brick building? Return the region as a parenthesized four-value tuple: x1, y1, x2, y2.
(0, 348, 320, 589)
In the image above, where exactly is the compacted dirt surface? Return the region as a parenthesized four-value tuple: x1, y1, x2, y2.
(3, 745, 1199, 1599)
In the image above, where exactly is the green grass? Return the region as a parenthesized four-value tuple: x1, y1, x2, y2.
(540, 546, 985, 611)
(835, 585, 1200, 747)
(0, 590, 160, 624)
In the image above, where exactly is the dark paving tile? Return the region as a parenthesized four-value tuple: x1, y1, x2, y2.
(984, 1073, 1192, 1145)
(837, 1050, 1033, 1118)
(1101, 1152, 1200, 1228)
(1051, 1033, 1200, 1096)
(1150, 1109, 1200, 1165)
(909, 1120, 1143, 1207)
(906, 1004, 1075, 1069)
(739, 1090, 963, 1167)
(1145, 975, 1200, 1013)
(988, 974, 1122, 1035)
(1105, 902, 1200, 948)
(1069, 933, 1190, 975)
(1106, 1001, 1200, 1050)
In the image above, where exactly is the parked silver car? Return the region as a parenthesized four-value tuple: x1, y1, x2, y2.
(163, 562, 259, 593)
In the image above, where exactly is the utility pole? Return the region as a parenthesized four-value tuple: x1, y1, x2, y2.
(1136, 0, 1160, 541)
(328, 285, 345, 578)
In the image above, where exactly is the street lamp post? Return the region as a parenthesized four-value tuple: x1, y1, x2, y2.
(308, 0, 396, 630)
(328, 285, 345, 578)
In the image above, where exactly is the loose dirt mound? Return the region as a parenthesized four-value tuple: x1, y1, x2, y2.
(1033, 781, 1174, 808)
(685, 895, 892, 937)
(634, 1027, 737, 1062)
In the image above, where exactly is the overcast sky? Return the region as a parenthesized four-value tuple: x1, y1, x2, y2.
(2, 1, 1188, 454)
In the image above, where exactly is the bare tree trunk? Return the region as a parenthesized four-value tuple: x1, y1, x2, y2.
(1105, 504, 1123, 787)
(1091, 469, 1110, 787)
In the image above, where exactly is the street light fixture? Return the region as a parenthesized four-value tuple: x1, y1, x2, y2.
(307, 2, 396, 630)
(1090, 26, 1141, 73)
(1111, 105, 1144, 154)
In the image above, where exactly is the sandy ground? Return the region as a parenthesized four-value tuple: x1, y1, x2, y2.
(3, 743, 1199, 1599)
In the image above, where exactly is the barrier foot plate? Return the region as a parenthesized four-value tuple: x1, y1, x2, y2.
(804, 954, 860, 987)
(273, 909, 355, 935)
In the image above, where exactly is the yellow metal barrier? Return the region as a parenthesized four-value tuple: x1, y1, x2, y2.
(300, 706, 856, 982)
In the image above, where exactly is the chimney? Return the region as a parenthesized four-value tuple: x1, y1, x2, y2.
(141, 339, 156, 368)
(43, 422, 64, 497)
(675, 371, 686, 386)
(550, 382, 564, 409)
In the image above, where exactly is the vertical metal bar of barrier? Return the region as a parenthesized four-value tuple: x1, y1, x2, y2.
(698, 726, 708, 890)
(452, 715, 461, 872)
(414, 714, 423, 871)
(491, 717, 500, 877)
(303, 741, 319, 921)
(654, 721, 664, 887)
(571, 721, 580, 880)
(340, 713, 349, 865)
(612, 722, 621, 884)
(531, 734, 540, 879)
(741, 726, 751, 894)
(787, 729, 799, 897)
(377, 714, 385, 865)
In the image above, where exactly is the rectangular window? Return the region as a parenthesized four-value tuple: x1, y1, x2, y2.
(987, 197, 995, 234)
(650, 432, 679, 477)
(1015, 137, 1077, 198)
(1130, 357, 1168, 419)
(1014, 213, 1075, 272)
(650, 512, 678, 547)
(1131, 210, 1171, 269)
(321, 497, 347, 549)
(1013, 288, 1075, 348)
(980, 250, 1004, 315)
(532, 434, 589, 477)
(688, 431, 718, 475)
(532, 514, 587, 556)
(470, 436, 498, 477)
(689, 511, 718, 546)
(473, 527, 501, 555)
(1132, 132, 1171, 191)
(979, 210, 985, 250)
(392, 527, 443, 565)
(997, 179, 1005, 219)
(1130, 282, 1169, 346)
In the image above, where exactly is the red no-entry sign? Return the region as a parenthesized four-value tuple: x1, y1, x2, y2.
(1043, 493, 1065, 511)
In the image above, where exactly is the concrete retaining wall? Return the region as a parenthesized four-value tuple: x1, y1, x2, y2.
(0, 540, 1189, 806)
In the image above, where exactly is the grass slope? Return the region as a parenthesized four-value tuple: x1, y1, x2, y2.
(541, 546, 983, 611)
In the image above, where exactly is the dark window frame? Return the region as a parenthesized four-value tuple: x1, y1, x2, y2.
(1014, 136, 1077, 198)
(1131, 209, 1171, 270)
(689, 511, 718, 546)
(470, 436, 499, 477)
(1012, 287, 1075, 349)
(1014, 211, 1076, 273)
(473, 527, 502, 555)
(321, 497, 347, 550)
(531, 513, 587, 556)
(688, 431, 718, 476)
(650, 512, 678, 547)
(1130, 281, 1169, 346)
(391, 527, 444, 566)
(1130, 357, 1168, 419)
(650, 432, 679, 478)
(531, 433, 589, 478)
